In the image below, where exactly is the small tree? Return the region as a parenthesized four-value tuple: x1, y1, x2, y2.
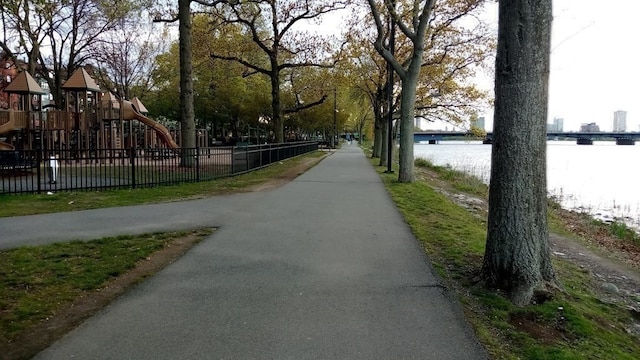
(366, 0, 491, 182)
(209, 0, 347, 143)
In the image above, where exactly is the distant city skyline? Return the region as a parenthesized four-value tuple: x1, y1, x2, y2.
(547, 117, 564, 132)
(474, 0, 640, 132)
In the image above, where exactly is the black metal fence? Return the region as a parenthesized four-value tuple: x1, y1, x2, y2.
(0, 141, 318, 195)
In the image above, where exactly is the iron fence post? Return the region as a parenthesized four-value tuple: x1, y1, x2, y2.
(231, 146, 235, 174)
(36, 150, 42, 194)
(196, 147, 200, 182)
(130, 148, 136, 189)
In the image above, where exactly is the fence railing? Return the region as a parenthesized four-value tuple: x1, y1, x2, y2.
(0, 141, 318, 195)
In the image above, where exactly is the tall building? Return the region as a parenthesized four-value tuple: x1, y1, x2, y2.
(553, 117, 564, 132)
(613, 110, 627, 132)
(547, 117, 564, 132)
(414, 117, 428, 130)
(470, 116, 485, 131)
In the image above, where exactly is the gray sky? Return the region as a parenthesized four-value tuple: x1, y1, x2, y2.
(477, 0, 640, 132)
(317, 1, 639, 132)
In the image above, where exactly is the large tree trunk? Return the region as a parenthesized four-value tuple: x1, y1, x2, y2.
(270, 62, 283, 143)
(179, 0, 196, 166)
(372, 92, 384, 158)
(397, 63, 420, 183)
(373, 112, 383, 158)
(482, 0, 556, 306)
(379, 113, 388, 166)
(271, 77, 283, 143)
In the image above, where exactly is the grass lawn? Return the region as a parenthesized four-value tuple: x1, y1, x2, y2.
(0, 151, 327, 359)
(0, 229, 213, 359)
(0, 151, 326, 218)
(2, 148, 639, 359)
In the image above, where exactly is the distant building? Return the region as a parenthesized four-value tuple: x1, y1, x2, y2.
(470, 116, 485, 131)
(580, 122, 600, 132)
(546, 117, 564, 132)
(613, 110, 627, 132)
(553, 117, 564, 132)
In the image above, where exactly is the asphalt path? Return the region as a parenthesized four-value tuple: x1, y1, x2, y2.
(5, 144, 487, 359)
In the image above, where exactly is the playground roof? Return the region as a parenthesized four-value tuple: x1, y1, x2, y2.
(62, 68, 100, 92)
(131, 97, 148, 114)
(102, 92, 120, 109)
(4, 71, 46, 95)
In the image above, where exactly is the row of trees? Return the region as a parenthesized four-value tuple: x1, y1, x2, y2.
(1, 0, 556, 306)
(364, 0, 556, 306)
(0, 0, 167, 106)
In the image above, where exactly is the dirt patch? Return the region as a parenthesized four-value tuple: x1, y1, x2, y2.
(509, 312, 567, 346)
(416, 166, 640, 312)
(1, 232, 208, 360)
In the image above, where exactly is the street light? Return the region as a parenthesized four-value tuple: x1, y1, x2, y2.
(331, 89, 338, 149)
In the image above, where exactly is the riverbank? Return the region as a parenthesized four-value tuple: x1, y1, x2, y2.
(378, 155, 640, 358)
(414, 140, 640, 231)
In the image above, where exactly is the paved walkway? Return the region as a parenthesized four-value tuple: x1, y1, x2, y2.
(3, 144, 487, 359)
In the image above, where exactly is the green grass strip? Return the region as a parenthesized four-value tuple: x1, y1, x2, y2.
(371, 158, 640, 359)
(0, 229, 212, 342)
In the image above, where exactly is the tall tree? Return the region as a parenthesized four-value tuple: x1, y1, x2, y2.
(341, 12, 396, 161)
(192, 17, 271, 140)
(0, 0, 47, 75)
(482, 0, 557, 306)
(209, 0, 346, 143)
(148, 18, 272, 141)
(40, 0, 139, 106)
(367, 0, 436, 182)
(344, 45, 390, 159)
(1, 0, 147, 103)
(363, 0, 492, 173)
(91, 24, 170, 100)
(154, 0, 227, 165)
(177, 0, 196, 164)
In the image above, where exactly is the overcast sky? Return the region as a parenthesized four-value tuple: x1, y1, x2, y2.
(474, 0, 640, 132)
(311, 2, 639, 132)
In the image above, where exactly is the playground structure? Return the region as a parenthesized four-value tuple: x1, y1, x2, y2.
(0, 68, 208, 157)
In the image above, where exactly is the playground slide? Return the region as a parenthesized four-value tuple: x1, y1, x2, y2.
(0, 115, 16, 150)
(120, 100, 179, 150)
(0, 142, 14, 150)
(133, 112, 179, 150)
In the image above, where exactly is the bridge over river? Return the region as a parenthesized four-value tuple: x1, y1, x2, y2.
(414, 131, 640, 145)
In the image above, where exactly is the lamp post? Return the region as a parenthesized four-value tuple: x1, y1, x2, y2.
(333, 88, 337, 149)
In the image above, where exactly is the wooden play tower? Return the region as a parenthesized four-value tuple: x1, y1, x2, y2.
(0, 68, 189, 157)
(0, 71, 46, 150)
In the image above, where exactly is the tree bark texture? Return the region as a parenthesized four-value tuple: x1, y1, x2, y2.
(372, 91, 385, 158)
(179, 0, 196, 166)
(397, 57, 422, 183)
(373, 115, 383, 158)
(271, 64, 284, 143)
(482, 0, 556, 306)
(379, 115, 388, 166)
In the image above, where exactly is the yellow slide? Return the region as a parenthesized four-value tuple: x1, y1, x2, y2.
(0, 113, 16, 150)
(121, 100, 179, 149)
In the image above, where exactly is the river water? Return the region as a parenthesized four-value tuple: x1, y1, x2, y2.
(414, 140, 640, 226)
